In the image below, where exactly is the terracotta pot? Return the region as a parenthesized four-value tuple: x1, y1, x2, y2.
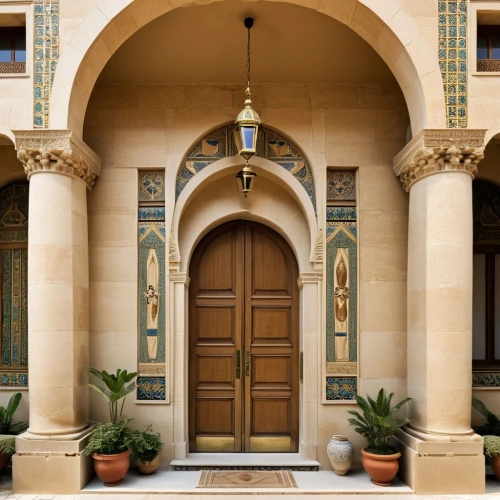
(0, 453, 7, 473)
(93, 449, 131, 486)
(491, 456, 500, 479)
(361, 448, 401, 486)
(137, 454, 160, 475)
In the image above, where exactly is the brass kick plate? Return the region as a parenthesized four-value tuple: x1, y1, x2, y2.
(249, 436, 291, 452)
(196, 436, 235, 452)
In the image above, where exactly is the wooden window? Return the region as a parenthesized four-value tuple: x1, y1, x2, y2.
(0, 27, 26, 74)
(473, 248, 500, 368)
(477, 25, 500, 72)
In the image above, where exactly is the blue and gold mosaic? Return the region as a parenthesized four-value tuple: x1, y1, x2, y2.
(326, 171, 357, 401)
(138, 171, 167, 401)
(176, 125, 316, 211)
(438, 0, 467, 128)
(34, 0, 59, 128)
(0, 184, 29, 388)
(326, 377, 357, 401)
(137, 377, 166, 400)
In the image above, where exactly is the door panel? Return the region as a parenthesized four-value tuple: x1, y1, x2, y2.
(189, 220, 298, 452)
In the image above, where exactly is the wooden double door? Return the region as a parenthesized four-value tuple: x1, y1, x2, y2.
(189, 221, 299, 452)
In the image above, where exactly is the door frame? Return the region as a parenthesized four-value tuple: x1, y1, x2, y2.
(170, 216, 322, 461)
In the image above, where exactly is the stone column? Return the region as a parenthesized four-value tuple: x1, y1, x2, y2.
(393, 129, 486, 495)
(169, 271, 190, 460)
(12, 130, 101, 494)
(298, 272, 323, 462)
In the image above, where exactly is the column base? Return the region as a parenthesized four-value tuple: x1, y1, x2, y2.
(13, 430, 93, 494)
(393, 428, 485, 494)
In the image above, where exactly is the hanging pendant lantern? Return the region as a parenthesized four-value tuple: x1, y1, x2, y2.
(234, 17, 260, 195)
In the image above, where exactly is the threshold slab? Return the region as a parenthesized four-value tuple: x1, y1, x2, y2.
(83, 468, 414, 494)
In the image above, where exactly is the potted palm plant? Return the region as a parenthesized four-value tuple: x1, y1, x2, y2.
(347, 388, 411, 486)
(0, 392, 28, 473)
(84, 368, 137, 486)
(484, 435, 500, 479)
(126, 424, 163, 475)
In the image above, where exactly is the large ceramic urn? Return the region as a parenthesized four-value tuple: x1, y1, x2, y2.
(327, 435, 354, 476)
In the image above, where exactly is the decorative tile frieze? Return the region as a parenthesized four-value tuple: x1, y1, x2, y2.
(393, 129, 486, 192)
(438, 0, 467, 128)
(325, 197, 358, 402)
(472, 372, 500, 388)
(176, 125, 316, 211)
(138, 171, 166, 402)
(0, 187, 29, 388)
(137, 376, 166, 400)
(327, 171, 356, 202)
(326, 376, 357, 401)
(34, 0, 60, 128)
(14, 130, 101, 189)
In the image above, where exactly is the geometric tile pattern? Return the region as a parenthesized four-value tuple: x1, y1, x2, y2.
(472, 372, 500, 387)
(138, 172, 166, 401)
(34, 0, 60, 128)
(438, 0, 467, 128)
(137, 376, 166, 400)
(176, 125, 316, 212)
(326, 187, 358, 401)
(327, 170, 356, 202)
(0, 184, 29, 388)
(326, 377, 357, 401)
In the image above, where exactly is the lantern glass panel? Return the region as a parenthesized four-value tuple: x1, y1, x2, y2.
(241, 126, 255, 151)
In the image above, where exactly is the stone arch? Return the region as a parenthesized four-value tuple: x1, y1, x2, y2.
(176, 123, 316, 212)
(50, 0, 445, 137)
(172, 156, 318, 272)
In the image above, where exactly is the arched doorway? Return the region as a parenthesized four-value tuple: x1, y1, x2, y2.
(188, 220, 299, 452)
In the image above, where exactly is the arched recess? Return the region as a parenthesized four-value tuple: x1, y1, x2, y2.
(172, 155, 318, 272)
(50, 0, 445, 137)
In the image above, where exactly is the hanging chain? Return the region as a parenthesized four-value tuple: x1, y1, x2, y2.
(247, 26, 251, 91)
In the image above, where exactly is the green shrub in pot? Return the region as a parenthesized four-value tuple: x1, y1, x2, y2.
(126, 424, 163, 475)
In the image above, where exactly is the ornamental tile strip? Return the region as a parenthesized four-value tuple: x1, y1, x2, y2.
(176, 126, 316, 212)
(325, 199, 358, 402)
(137, 376, 166, 400)
(472, 372, 500, 387)
(139, 171, 165, 202)
(327, 170, 356, 202)
(34, 0, 60, 128)
(326, 376, 357, 401)
(438, 0, 467, 128)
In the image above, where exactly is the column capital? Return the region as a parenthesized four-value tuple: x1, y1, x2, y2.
(297, 272, 323, 289)
(169, 271, 190, 286)
(393, 129, 487, 192)
(13, 130, 101, 189)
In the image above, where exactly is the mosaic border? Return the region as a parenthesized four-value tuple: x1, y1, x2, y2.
(438, 0, 467, 128)
(34, 0, 60, 128)
(326, 376, 357, 401)
(473, 372, 500, 388)
(0, 371, 28, 387)
(137, 376, 166, 400)
(176, 125, 316, 211)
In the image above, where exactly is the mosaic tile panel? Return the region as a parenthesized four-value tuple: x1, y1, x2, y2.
(326, 200, 357, 401)
(326, 377, 357, 401)
(438, 0, 467, 128)
(473, 372, 500, 388)
(139, 171, 166, 202)
(0, 372, 27, 387)
(137, 376, 166, 400)
(176, 126, 316, 211)
(34, 0, 60, 128)
(327, 171, 356, 202)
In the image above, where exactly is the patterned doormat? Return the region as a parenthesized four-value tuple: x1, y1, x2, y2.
(198, 469, 298, 488)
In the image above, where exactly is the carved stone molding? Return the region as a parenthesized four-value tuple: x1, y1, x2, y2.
(169, 229, 180, 264)
(169, 272, 190, 287)
(393, 129, 487, 192)
(297, 272, 323, 289)
(313, 229, 323, 263)
(13, 130, 102, 189)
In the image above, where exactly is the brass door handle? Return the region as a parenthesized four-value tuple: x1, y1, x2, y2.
(245, 350, 250, 377)
(235, 350, 241, 379)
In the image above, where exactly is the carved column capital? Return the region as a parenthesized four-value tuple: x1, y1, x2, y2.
(169, 272, 190, 287)
(297, 272, 323, 290)
(13, 130, 101, 189)
(393, 129, 487, 192)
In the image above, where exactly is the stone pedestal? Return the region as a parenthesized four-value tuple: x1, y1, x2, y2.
(12, 130, 100, 494)
(393, 129, 486, 494)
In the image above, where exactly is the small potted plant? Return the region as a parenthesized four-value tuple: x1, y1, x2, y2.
(484, 435, 500, 479)
(347, 388, 411, 486)
(85, 368, 137, 486)
(0, 392, 28, 473)
(126, 424, 163, 475)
